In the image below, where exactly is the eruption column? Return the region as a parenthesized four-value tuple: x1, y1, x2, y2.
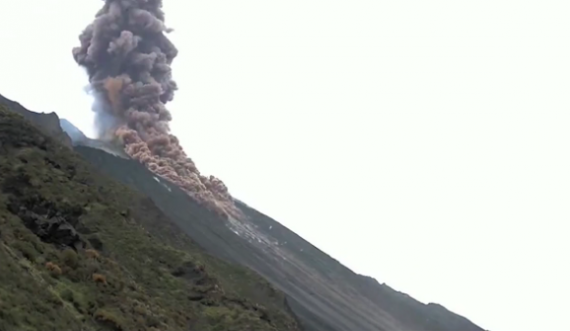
(73, 0, 237, 219)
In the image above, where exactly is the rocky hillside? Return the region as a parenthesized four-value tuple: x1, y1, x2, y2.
(0, 93, 488, 331)
(0, 101, 300, 330)
(0, 94, 72, 148)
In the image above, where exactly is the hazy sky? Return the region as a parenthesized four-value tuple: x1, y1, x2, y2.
(1, 1, 569, 330)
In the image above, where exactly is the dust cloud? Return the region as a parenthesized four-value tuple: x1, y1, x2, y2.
(73, 0, 238, 219)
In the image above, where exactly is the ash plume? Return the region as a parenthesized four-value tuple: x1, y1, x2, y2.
(73, 0, 238, 219)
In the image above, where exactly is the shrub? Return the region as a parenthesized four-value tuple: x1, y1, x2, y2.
(60, 288, 75, 302)
(94, 309, 123, 331)
(61, 249, 79, 268)
(145, 314, 161, 328)
(85, 249, 100, 259)
(13, 241, 38, 262)
(45, 262, 62, 277)
(92, 273, 107, 285)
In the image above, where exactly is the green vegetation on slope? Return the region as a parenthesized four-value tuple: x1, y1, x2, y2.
(0, 104, 300, 331)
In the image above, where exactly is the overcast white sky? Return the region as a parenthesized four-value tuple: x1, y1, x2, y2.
(1, 1, 569, 330)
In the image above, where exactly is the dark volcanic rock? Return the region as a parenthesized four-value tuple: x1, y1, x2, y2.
(1, 162, 86, 250)
(9, 203, 85, 250)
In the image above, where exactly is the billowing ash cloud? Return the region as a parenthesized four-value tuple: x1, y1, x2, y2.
(73, 0, 238, 219)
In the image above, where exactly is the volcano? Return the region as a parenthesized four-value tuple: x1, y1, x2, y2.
(0, 93, 488, 331)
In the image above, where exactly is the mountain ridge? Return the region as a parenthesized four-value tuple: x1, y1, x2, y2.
(0, 93, 488, 331)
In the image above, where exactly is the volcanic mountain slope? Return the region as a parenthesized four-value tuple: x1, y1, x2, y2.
(0, 94, 488, 331)
(75, 147, 487, 331)
(0, 99, 300, 330)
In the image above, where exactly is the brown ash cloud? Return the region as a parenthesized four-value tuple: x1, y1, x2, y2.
(72, 0, 238, 219)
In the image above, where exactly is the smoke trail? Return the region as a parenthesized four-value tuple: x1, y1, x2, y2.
(73, 0, 237, 218)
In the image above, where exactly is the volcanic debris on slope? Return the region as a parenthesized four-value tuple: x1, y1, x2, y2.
(72, 0, 238, 219)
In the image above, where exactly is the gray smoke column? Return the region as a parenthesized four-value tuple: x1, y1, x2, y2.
(73, 0, 238, 219)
